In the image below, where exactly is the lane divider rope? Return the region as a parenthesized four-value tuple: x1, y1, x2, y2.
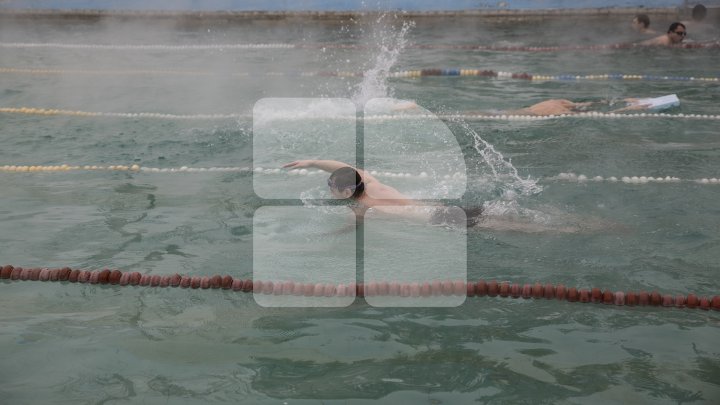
(390, 69, 720, 82)
(1, 265, 718, 310)
(2, 107, 719, 121)
(0, 107, 241, 120)
(551, 172, 720, 185)
(3, 67, 719, 83)
(1, 165, 718, 186)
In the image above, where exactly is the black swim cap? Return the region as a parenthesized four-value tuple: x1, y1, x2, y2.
(328, 167, 365, 199)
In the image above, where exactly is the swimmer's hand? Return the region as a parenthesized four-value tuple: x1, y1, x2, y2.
(392, 101, 419, 111)
(610, 99, 651, 113)
(624, 103, 651, 111)
(282, 160, 314, 169)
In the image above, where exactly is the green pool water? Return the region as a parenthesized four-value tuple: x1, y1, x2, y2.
(1, 14, 719, 404)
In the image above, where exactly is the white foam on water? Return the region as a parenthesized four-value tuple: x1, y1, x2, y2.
(455, 120, 543, 198)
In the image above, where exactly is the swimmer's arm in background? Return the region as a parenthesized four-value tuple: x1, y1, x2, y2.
(283, 159, 345, 172)
(507, 99, 596, 116)
(609, 98, 651, 113)
(391, 101, 419, 111)
(282, 160, 378, 184)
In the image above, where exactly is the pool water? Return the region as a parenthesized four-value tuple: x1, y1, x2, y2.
(1, 14, 719, 403)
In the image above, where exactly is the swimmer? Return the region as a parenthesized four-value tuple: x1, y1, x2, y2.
(513, 97, 683, 116)
(681, 5, 717, 40)
(399, 99, 595, 117)
(684, 4, 708, 26)
(400, 98, 672, 117)
(632, 14, 657, 35)
(508, 99, 595, 116)
(640, 22, 687, 46)
(282, 159, 482, 226)
(282, 160, 622, 234)
(283, 160, 410, 209)
(464, 96, 677, 117)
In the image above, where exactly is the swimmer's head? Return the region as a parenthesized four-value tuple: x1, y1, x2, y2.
(632, 14, 650, 30)
(327, 167, 365, 199)
(667, 22, 686, 43)
(692, 4, 707, 22)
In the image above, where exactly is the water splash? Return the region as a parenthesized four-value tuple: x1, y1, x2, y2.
(458, 119, 543, 198)
(352, 16, 414, 107)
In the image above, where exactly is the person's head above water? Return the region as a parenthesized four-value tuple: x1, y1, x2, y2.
(632, 14, 651, 31)
(667, 22, 687, 43)
(327, 166, 365, 199)
(692, 4, 707, 22)
(639, 21, 687, 46)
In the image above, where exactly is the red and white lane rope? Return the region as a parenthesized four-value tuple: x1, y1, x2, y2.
(1, 265, 718, 310)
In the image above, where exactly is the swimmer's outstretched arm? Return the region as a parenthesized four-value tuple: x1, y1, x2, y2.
(283, 159, 350, 173)
(282, 160, 377, 183)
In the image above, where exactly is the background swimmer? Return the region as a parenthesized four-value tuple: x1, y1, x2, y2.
(508, 97, 681, 116)
(640, 22, 687, 46)
(508, 99, 595, 116)
(399, 97, 678, 117)
(631, 14, 656, 35)
(681, 5, 717, 40)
